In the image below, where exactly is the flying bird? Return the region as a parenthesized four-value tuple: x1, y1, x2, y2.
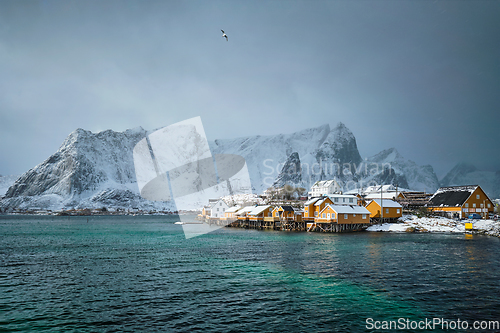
(221, 29, 228, 41)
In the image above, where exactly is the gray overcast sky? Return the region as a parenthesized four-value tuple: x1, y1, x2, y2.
(0, 0, 499, 178)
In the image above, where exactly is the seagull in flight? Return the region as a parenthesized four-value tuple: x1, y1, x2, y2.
(221, 29, 228, 41)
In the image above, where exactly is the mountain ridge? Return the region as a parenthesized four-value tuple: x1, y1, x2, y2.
(1, 122, 481, 211)
(440, 162, 500, 198)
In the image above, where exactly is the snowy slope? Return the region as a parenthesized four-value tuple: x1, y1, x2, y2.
(210, 122, 370, 193)
(1, 127, 175, 211)
(210, 124, 332, 192)
(367, 215, 500, 238)
(440, 162, 500, 198)
(0, 175, 20, 197)
(366, 148, 440, 192)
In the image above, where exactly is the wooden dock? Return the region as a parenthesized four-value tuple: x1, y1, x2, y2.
(197, 215, 369, 233)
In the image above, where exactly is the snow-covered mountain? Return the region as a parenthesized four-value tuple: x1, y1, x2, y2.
(0, 174, 20, 197)
(0, 122, 442, 212)
(210, 122, 366, 193)
(0, 127, 175, 212)
(211, 123, 439, 194)
(440, 162, 500, 199)
(365, 148, 440, 192)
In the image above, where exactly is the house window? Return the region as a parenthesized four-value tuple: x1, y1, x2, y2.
(362, 214, 367, 219)
(217, 208, 219, 211)
(327, 213, 330, 219)
(322, 213, 326, 218)
(353, 214, 356, 217)
(344, 214, 348, 219)
(275, 212, 278, 217)
(473, 203, 476, 208)
(465, 203, 469, 208)
(385, 208, 389, 214)
(488, 204, 491, 208)
(223, 208, 225, 212)
(480, 203, 484, 208)
(349, 198, 353, 203)
(397, 209, 400, 214)
(314, 212, 318, 217)
(476, 194, 480, 199)
(343, 198, 346, 203)
(334, 198, 339, 202)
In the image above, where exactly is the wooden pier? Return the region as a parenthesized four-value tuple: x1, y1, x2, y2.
(306, 222, 368, 233)
(198, 215, 368, 233)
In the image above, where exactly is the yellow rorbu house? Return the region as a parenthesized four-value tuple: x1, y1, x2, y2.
(307, 204, 371, 232)
(315, 204, 370, 224)
(223, 206, 241, 220)
(365, 199, 403, 221)
(303, 197, 322, 221)
(310, 197, 334, 219)
(426, 185, 494, 219)
(236, 206, 255, 220)
(247, 205, 273, 221)
(272, 205, 295, 220)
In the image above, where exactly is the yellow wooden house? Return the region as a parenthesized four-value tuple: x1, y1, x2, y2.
(236, 206, 256, 220)
(427, 185, 494, 219)
(312, 196, 333, 218)
(247, 205, 273, 221)
(303, 197, 321, 221)
(272, 205, 296, 220)
(223, 206, 241, 220)
(315, 204, 371, 224)
(365, 199, 403, 220)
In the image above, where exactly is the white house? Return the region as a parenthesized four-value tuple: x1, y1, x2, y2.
(210, 199, 229, 218)
(327, 194, 360, 205)
(347, 184, 407, 201)
(308, 179, 342, 198)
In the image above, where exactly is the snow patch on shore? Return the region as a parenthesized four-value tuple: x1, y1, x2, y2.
(367, 215, 500, 236)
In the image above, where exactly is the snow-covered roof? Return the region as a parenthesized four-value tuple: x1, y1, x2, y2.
(428, 186, 479, 207)
(304, 197, 321, 206)
(310, 179, 339, 188)
(314, 198, 328, 206)
(364, 185, 396, 193)
(236, 206, 255, 216)
(225, 206, 241, 213)
(248, 205, 272, 216)
(368, 199, 402, 208)
(364, 192, 400, 200)
(208, 198, 227, 208)
(328, 194, 358, 199)
(321, 204, 370, 215)
(273, 205, 294, 212)
(345, 188, 361, 195)
(434, 185, 478, 195)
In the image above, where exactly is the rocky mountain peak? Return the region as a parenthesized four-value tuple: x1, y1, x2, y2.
(273, 152, 302, 187)
(369, 148, 404, 163)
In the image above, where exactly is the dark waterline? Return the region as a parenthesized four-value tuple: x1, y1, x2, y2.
(1, 215, 499, 332)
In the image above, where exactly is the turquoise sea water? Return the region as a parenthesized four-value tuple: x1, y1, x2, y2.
(1, 215, 499, 332)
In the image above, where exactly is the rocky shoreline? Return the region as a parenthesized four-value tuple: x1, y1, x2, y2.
(367, 215, 500, 238)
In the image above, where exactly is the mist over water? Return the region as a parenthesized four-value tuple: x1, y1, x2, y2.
(1, 215, 499, 332)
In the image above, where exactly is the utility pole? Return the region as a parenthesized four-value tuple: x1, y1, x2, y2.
(381, 184, 384, 224)
(483, 199, 486, 219)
